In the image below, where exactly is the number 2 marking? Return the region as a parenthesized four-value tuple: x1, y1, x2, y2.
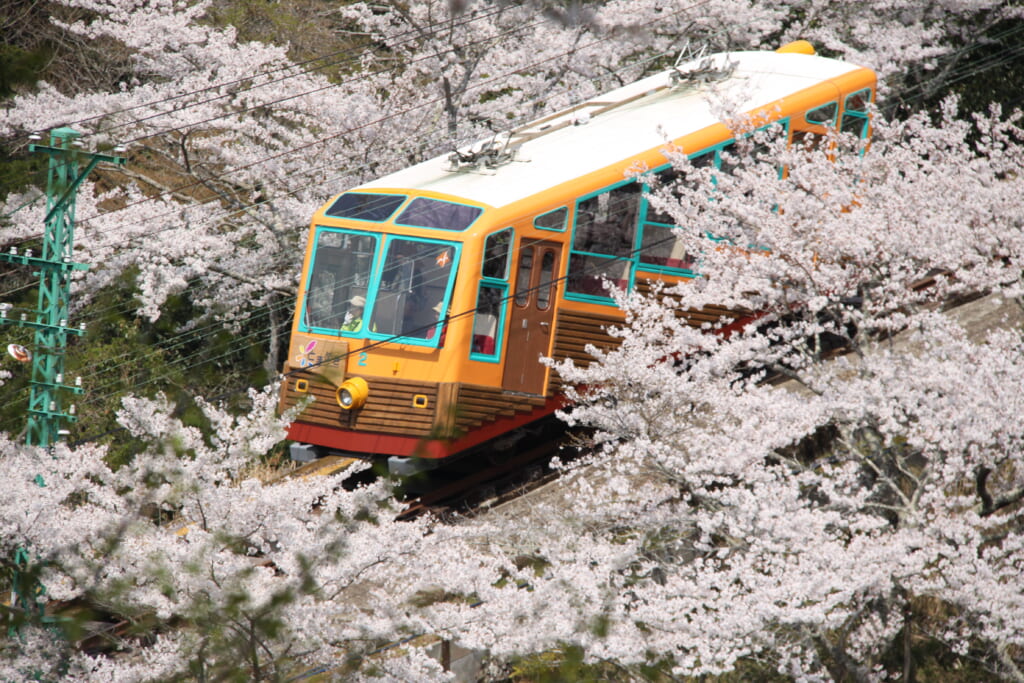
(358, 351, 368, 366)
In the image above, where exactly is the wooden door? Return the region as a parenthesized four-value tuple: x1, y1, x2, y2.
(503, 240, 561, 394)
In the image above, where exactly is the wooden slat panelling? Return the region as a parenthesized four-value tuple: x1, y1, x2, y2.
(634, 276, 748, 327)
(452, 383, 551, 433)
(548, 308, 623, 393)
(551, 309, 622, 366)
(281, 368, 548, 440)
(280, 367, 440, 437)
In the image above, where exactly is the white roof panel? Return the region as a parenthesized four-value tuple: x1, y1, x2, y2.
(359, 51, 862, 209)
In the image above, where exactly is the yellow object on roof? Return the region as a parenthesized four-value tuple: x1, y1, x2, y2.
(776, 40, 816, 55)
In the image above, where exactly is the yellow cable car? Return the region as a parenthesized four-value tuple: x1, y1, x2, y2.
(279, 43, 877, 474)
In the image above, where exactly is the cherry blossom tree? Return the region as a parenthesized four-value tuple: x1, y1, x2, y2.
(772, 0, 1024, 111)
(1, 0, 1017, 376)
(0, 384, 524, 680)
(4, 0, 1016, 321)
(446, 104, 1024, 679)
(3, 1, 1024, 679)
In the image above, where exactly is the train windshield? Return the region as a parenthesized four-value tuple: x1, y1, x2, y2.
(368, 237, 458, 341)
(300, 229, 460, 345)
(303, 229, 378, 333)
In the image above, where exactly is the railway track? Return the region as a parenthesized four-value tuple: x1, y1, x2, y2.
(396, 436, 568, 520)
(279, 414, 581, 522)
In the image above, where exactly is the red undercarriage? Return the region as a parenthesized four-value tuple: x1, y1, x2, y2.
(286, 394, 567, 460)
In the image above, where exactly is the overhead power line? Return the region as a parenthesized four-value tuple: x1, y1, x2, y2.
(10, 3, 521, 146)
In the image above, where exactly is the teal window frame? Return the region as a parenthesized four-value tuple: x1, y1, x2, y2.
(792, 103, 835, 154)
(634, 150, 716, 279)
(299, 226, 380, 337)
(324, 192, 408, 222)
(393, 197, 485, 231)
(534, 206, 569, 232)
(840, 88, 872, 141)
(565, 178, 640, 305)
(362, 234, 462, 348)
(639, 119, 790, 268)
(563, 120, 792, 301)
(481, 227, 513, 280)
(471, 228, 513, 362)
(805, 102, 838, 126)
(469, 281, 509, 363)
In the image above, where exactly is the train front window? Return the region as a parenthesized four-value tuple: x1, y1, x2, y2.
(325, 192, 407, 221)
(368, 237, 459, 343)
(302, 229, 378, 334)
(395, 197, 483, 231)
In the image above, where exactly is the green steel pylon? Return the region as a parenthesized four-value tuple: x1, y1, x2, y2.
(0, 127, 124, 447)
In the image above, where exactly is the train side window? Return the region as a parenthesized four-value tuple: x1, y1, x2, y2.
(638, 223, 696, 273)
(573, 182, 640, 256)
(792, 102, 836, 151)
(534, 207, 568, 231)
(566, 181, 640, 301)
(637, 161, 704, 274)
(472, 228, 513, 361)
(806, 102, 837, 125)
(713, 140, 739, 180)
(482, 228, 512, 279)
(514, 247, 535, 307)
(470, 283, 505, 361)
(643, 154, 712, 225)
(537, 249, 556, 310)
(840, 88, 872, 139)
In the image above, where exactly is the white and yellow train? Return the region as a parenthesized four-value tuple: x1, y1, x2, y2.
(278, 41, 876, 474)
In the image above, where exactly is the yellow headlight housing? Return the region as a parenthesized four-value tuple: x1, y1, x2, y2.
(336, 376, 369, 410)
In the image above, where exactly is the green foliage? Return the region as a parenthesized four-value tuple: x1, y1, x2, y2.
(509, 645, 624, 682)
(948, 19, 1024, 115)
(408, 588, 476, 609)
(0, 43, 49, 98)
(0, 264, 282, 465)
(0, 145, 47, 200)
(513, 553, 551, 577)
(203, 0, 361, 78)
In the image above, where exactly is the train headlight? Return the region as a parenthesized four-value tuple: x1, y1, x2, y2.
(336, 376, 369, 410)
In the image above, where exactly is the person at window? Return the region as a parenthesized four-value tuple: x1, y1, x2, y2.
(426, 300, 449, 345)
(342, 295, 366, 332)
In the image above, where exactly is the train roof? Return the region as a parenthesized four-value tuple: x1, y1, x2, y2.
(357, 49, 869, 210)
